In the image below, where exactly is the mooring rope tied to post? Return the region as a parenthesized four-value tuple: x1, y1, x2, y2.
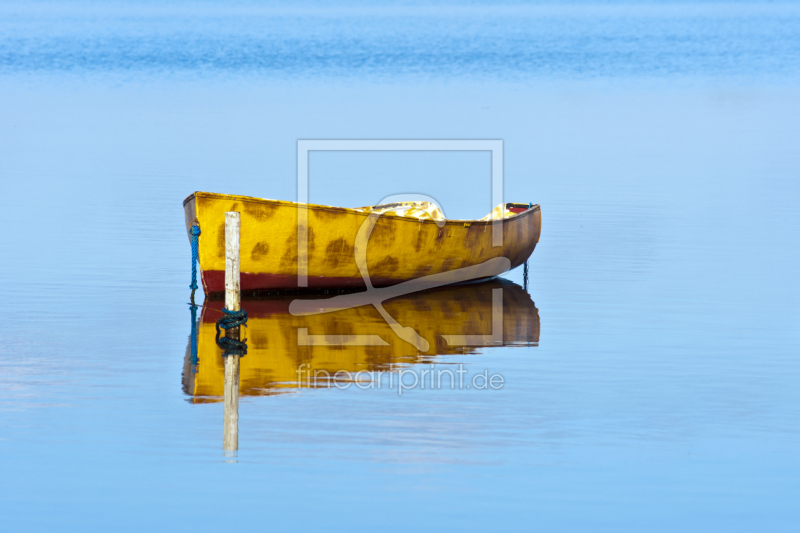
(215, 308, 248, 332)
(214, 308, 249, 357)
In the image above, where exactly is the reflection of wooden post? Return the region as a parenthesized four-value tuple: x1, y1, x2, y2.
(223, 212, 241, 454)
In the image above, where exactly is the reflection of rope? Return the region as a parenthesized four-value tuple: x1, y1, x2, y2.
(216, 331, 248, 358)
(523, 261, 528, 291)
(185, 301, 225, 314)
(215, 308, 248, 357)
(190, 303, 199, 370)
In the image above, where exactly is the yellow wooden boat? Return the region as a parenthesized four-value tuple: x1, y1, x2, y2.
(183, 192, 541, 293)
(182, 279, 540, 398)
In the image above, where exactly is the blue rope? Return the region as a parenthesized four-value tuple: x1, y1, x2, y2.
(190, 225, 201, 291)
(216, 308, 248, 331)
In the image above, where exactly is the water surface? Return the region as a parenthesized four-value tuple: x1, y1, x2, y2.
(1, 1, 799, 531)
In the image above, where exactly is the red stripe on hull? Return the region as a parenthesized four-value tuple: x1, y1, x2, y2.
(201, 270, 401, 294)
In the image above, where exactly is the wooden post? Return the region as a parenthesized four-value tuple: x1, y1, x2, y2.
(223, 211, 241, 455)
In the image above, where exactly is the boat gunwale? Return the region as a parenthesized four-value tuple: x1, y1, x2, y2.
(183, 191, 540, 227)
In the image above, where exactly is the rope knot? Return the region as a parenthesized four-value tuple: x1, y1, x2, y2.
(190, 225, 201, 236)
(216, 308, 248, 332)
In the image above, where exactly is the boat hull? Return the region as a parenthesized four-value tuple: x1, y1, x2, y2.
(184, 192, 541, 293)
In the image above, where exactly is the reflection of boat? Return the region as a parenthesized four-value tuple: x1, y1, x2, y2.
(182, 279, 539, 399)
(183, 192, 541, 293)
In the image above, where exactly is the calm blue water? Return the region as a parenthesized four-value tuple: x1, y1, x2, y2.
(2, 1, 800, 82)
(1, 1, 799, 531)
